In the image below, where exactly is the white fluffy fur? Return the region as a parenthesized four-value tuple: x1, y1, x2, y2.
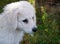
(0, 1, 36, 44)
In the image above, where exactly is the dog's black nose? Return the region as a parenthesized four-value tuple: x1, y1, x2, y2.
(32, 27, 37, 32)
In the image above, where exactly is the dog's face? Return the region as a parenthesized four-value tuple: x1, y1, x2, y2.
(3, 1, 37, 34)
(17, 6, 37, 34)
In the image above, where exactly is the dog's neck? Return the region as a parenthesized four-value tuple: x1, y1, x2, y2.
(0, 28, 24, 44)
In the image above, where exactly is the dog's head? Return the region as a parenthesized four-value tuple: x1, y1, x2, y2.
(4, 1, 37, 34)
(17, 1, 37, 34)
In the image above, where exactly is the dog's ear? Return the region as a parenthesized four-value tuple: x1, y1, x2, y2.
(4, 11, 17, 30)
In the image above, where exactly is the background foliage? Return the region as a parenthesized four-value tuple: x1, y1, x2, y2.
(0, 0, 60, 44)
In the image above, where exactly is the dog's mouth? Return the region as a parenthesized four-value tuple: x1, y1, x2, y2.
(26, 32, 34, 36)
(30, 33, 34, 36)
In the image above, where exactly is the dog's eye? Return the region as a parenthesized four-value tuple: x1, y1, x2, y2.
(23, 19, 28, 23)
(32, 17, 34, 20)
(32, 17, 34, 19)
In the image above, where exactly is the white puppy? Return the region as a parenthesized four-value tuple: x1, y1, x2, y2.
(0, 1, 37, 44)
